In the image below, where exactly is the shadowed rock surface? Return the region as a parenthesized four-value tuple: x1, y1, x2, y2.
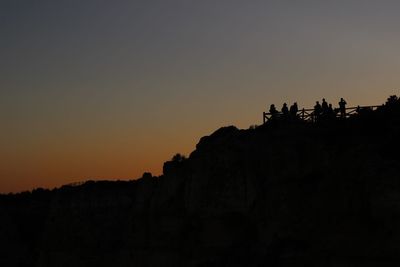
(2, 97, 400, 266)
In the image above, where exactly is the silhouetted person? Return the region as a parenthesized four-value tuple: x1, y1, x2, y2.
(290, 102, 298, 118)
(327, 103, 335, 119)
(314, 101, 322, 122)
(322, 98, 329, 114)
(269, 104, 278, 119)
(281, 103, 289, 117)
(339, 98, 347, 118)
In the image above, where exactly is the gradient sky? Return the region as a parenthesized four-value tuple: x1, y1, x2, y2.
(1, 0, 400, 193)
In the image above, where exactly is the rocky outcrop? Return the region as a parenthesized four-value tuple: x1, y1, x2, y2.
(2, 98, 400, 266)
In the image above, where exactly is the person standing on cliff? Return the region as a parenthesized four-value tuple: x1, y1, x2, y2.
(339, 98, 347, 118)
(269, 104, 278, 119)
(290, 102, 298, 119)
(314, 101, 322, 122)
(281, 103, 289, 117)
(328, 103, 335, 119)
(322, 98, 329, 114)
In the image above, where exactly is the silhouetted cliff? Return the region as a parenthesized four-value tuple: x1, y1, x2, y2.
(2, 97, 400, 266)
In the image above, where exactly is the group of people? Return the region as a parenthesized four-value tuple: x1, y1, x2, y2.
(269, 98, 348, 121)
(269, 102, 299, 119)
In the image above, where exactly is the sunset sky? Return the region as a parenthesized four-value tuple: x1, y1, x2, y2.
(1, 0, 400, 193)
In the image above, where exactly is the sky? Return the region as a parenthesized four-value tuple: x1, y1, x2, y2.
(1, 0, 400, 193)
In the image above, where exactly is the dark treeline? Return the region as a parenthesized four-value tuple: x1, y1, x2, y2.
(2, 95, 400, 266)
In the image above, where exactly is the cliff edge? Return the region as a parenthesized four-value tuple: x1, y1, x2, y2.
(2, 97, 400, 266)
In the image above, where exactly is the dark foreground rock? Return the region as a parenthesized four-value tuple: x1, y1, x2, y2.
(2, 98, 400, 266)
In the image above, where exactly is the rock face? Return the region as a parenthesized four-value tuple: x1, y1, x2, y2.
(2, 98, 400, 266)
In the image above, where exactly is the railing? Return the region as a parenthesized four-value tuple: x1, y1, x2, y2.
(263, 105, 383, 124)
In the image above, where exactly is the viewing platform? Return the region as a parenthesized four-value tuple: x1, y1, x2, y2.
(263, 105, 382, 124)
